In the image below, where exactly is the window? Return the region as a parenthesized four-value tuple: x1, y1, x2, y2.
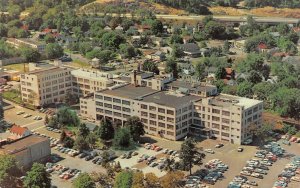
(122, 100, 130, 105)
(150, 120, 156, 126)
(182, 114, 188, 120)
(158, 122, 165, 128)
(96, 108, 103, 113)
(122, 107, 131, 113)
(105, 110, 112, 115)
(247, 110, 252, 116)
(221, 132, 229, 137)
(194, 119, 201, 125)
(104, 96, 112, 101)
(96, 102, 103, 106)
(212, 123, 220, 129)
(141, 111, 148, 117)
(194, 112, 200, 117)
(150, 127, 157, 131)
(141, 118, 148, 123)
(150, 113, 156, 119)
(222, 125, 229, 131)
(113, 112, 121, 117)
(222, 118, 230, 124)
(149, 106, 156, 111)
(222, 111, 230, 116)
(141, 104, 148, 109)
(95, 95, 103, 99)
(113, 105, 121, 111)
(167, 131, 174, 136)
(113, 98, 121, 103)
(167, 117, 174, 123)
(158, 108, 165, 113)
(212, 116, 220, 121)
(167, 124, 174, 129)
(158, 115, 165, 121)
(212, 109, 220, 114)
(104, 103, 112, 108)
(167, 110, 174, 115)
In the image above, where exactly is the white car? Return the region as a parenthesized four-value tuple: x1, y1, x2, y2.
(23, 114, 32, 118)
(16, 111, 25, 115)
(240, 171, 251, 176)
(291, 176, 300, 182)
(204, 149, 215, 154)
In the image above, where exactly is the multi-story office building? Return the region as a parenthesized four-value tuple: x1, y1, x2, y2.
(20, 67, 72, 106)
(80, 71, 263, 144)
(71, 69, 127, 97)
(20, 66, 131, 107)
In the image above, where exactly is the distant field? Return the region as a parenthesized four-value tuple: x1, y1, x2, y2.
(82, 1, 300, 18)
(4, 63, 28, 73)
(210, 6, 300, 18)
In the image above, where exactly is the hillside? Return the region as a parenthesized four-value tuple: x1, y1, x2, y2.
(80, 0, 300, 18)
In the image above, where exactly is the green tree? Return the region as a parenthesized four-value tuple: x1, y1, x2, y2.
(169, 34, 183, 44)
(0, 24, 7, 37)
(194, 62, 206, 80)
(143, 60, 159, 74)
(223, 40, 230, 54)
(248, 70, 262, 84)
(73, 173, 96, 188)
(215, 67, 226, 80)
(100, 31, 126, 49)
(44, 34, 55, 44)
(56, 107, 80, 127)
(24, 163, 51, 188)
(119, 44, 137, 59)
(277, 23, 290, 35)
(253, 82, 274, 100)
(44, 114, 49, 125)
(20, 47, 41, 62)
(213, 79, 226, 93)
(63, 136, 74, 148)
(132, 171, 144, 188)
(45, 43, 64, 59)
(78, 123, 90, 139)
(114, 171, 133, 188)
(165, 58, 178, 78)
(204, 21, 225, 39)
(151, 20, 163, 35)
(172, 44, 184, 58)
(237, 81, 253, 98)
(125, 116, 145, 142)
(180, 138, 205, 175)
(86, 49, 115, 64)
(97, 118, 114, 140)
(0, 155, 20, 188)
(113, 127, 133, 149)
(74, 135, 90, 151)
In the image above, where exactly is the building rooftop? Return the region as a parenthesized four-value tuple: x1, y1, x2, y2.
(101, 84, 156, 100)
(142, 91, 200, 108)
(167, 80, 217, 93)
(10, 125, 29, 136)
(209, 94, 262, 109)
(71, 69, 113, 81)
(0, 135, 48, 155)
(26, 67, 69, 75)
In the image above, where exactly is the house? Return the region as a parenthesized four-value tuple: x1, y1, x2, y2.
(138, 25, 151, 33)
(180, 43, 201, 57)
(183, 35, 193, 44)
(115, 25, 124, 32)
(104, 26, 112, 31)
(9, 125, 31, 139)
(178, 63, 195, 75)
(0, 135, 50, 167)
(225, 68, 235, 80)
(257, 42, 269, 53)
(144, 50, 166, 61)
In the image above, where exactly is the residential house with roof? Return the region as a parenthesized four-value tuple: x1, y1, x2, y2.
(180, 43, 201, 57)
(9, 125, 31, 139)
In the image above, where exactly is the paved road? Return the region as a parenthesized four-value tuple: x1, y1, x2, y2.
(81, 12, 299, 24)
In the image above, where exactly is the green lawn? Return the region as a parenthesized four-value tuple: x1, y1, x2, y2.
(2, 89, 22, 104)
(69, 59, 90, 68)
(4, 63, 29, 73)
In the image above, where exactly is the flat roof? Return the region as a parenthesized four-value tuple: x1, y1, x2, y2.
(142, 91, 200, 108)
(210, 94, 262, 109)
(27, 67, 69, 75)
(71, 69, 112, 81)
(0, 135, 48, 155)
(101, 85, 156, 99)
(168, 80, 216, 92)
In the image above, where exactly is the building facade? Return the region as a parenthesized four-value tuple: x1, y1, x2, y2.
(0, 135, 51, 167)
(80, 71, 263, 144)
(20, 67, 72, 106)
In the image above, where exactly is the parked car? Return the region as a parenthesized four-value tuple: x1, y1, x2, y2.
(215, 144, 224, 148)
(237, 147, 244, 152)
(204, 149, 215, 154)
